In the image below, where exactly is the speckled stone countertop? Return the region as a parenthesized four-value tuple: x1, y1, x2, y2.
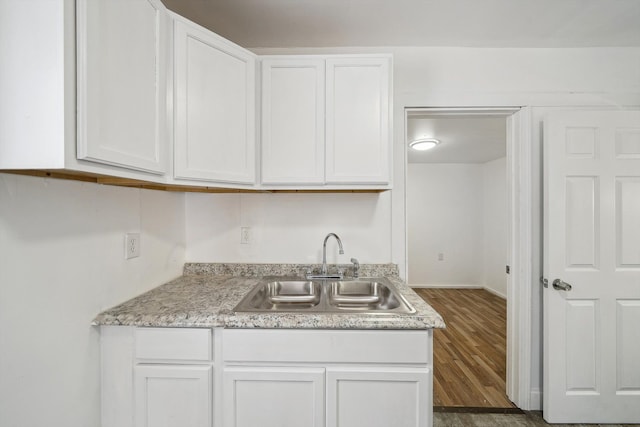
(93, 263, 445, 330)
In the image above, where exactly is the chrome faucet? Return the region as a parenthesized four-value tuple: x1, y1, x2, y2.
(322, 233, 344, 275)
(306, 233, 345, 279)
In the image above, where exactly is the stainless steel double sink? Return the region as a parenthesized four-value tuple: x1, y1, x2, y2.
(234, 277, 416, 314)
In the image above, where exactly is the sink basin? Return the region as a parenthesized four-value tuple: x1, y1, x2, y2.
(328, 280, 403, 310)
(234, 277, 415, 314)
(237, 280, 322, 311)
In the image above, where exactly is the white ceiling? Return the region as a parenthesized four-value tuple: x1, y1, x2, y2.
(407, 115, 507, 164)
(162, 0, 640, 48)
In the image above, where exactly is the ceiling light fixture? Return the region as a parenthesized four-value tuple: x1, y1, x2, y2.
(409, 138, 440, 151)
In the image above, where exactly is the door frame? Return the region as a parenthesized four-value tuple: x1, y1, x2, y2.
(402, 106, 534, 410)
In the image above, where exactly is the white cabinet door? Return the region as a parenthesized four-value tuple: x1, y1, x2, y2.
(223, 367, 325, 427)
(173, 17, 256, 184)
(77, 0, 168, 174)
(261, 58, 325, 185)
(327, 367, 431, 427)
(325, 57, 391, 184)
(134, 364, 212, 427)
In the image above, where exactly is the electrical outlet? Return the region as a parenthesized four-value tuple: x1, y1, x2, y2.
(240, 227, 251, 244)
(125, 233, 141, 259)
(438, 252, 444, 261)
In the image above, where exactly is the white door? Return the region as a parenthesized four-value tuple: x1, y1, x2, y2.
(134, 364, 212, 427)
(543, 110, 640, 423)
(223, 367, 325, 427)
(326, 367, 431, 427)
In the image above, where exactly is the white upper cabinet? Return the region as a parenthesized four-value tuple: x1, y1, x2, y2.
(77, 0, 168, 174)
(0, 0, 69, 170)
(1, 0, 171, 176)
(261, 59, 325, 185)
(326, 57, 391, 185)
(2, 2, 391, 191)
(173, 15, 256, 184)
(260, 55, 392, 188)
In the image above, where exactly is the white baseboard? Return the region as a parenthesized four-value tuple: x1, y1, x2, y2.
(410, 284, 507, 299)
(530, 388, 542, 410)
(483, 286, 507, 299)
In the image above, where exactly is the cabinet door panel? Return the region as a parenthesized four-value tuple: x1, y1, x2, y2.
(261, 59, 325, 184)
(135, 365, 212, 427)
(327, 367, 431, 427)
(77, 0, 167, 174)
(224, 367, 324, 427)
(326, 57, 390, 184)
(174, 18, 255, 184)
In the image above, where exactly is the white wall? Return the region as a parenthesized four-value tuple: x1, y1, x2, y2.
(0, 173, 185, 427)
(407, 158, 507, 296)
(407, 164, 483, 286)
(482, 157, 508, 297)
(186, 192, 391, 263)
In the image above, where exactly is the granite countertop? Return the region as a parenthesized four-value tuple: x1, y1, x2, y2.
(93, 263, 445, 330)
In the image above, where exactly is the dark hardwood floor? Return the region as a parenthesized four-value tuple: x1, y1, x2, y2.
(413, 288, 515, 409)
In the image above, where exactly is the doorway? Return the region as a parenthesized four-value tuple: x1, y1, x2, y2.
(405, 108, 519, 410)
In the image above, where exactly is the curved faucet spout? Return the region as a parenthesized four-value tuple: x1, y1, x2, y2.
(322, 233, 344, 275)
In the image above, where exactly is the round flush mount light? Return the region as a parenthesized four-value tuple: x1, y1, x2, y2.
(409, 138, 440, 151)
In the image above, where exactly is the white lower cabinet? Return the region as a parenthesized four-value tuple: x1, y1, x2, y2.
(101, 327, 433, 427)
(326, 367, 431, 427)
(222, 366, 430, 427)
(100, 326, 214, 427)
(135, 365, 212, 427)
(221, 329, 433, 427)
(223, 367, 325, 427)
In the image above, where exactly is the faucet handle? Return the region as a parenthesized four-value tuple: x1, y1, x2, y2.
(350, 258, 360, 278)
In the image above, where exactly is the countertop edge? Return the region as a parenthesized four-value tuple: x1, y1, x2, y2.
(93, 269, 445, 330)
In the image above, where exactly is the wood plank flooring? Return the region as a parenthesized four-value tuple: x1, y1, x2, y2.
(413, 288, 515, 408)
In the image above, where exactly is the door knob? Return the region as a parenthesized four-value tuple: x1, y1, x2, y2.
(552, 279, 572, 291)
